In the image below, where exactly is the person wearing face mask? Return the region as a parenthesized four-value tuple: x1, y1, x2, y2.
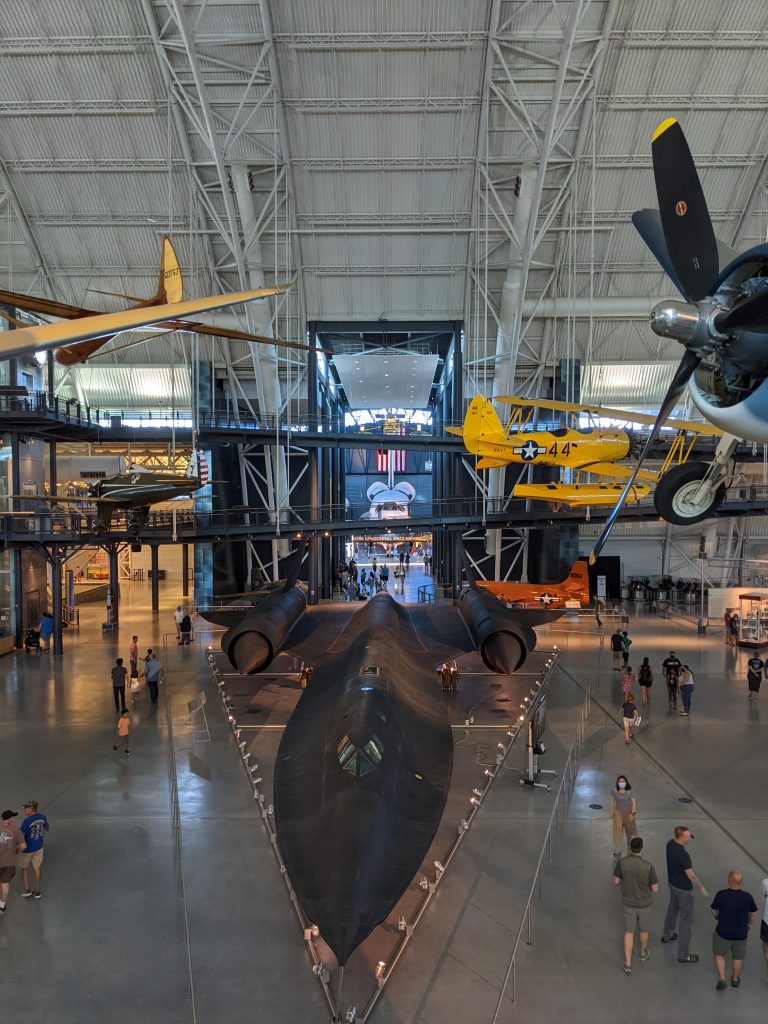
(609, 775, 637, 858)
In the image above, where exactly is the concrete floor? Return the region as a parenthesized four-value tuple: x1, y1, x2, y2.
(1, 585, 766, 1023)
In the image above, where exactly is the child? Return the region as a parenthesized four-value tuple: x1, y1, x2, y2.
(113, 710, 131, 755)
(129, 669, 140, 703)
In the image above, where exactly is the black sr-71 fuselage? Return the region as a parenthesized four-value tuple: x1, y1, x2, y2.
(201, 575, 558, 967)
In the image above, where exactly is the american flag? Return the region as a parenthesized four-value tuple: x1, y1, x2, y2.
(376, 449, 407, 473)
(187, 449, 209, 485)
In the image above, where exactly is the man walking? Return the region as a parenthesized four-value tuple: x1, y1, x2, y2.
(111, 657, 128, 713)
(662, 650, 682, 709)
(0, 810, 25, 913)
(711, 871, 757, 991)
(129, 635, 139, 676)
(145, 651, 161, 704)
(174, 605, 184, 640)
(610, 629, 623, 669)
(662, 825, 708, 963)
(613, 836, 659, 974)
(19, 800, 49, 900)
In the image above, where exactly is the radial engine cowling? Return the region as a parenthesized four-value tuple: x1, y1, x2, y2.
(457, 588, 536, 674)
(222, 587, 307, 675)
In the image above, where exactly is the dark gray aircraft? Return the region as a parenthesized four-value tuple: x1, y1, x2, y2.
(200, 556, 560, 967)
(23, 465, 210, 533)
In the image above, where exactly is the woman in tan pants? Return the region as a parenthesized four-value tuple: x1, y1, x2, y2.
(609, 774, 637, 857)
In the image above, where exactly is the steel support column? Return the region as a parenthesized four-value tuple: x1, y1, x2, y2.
(150, 545, 160, 612)
(51, 547, 63, 656)
(182, 544, 189, 597)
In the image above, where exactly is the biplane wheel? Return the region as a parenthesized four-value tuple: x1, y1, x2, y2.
(653, 461, 726, 526)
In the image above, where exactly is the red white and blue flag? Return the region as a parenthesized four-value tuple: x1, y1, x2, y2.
(376, 449, 407, 473)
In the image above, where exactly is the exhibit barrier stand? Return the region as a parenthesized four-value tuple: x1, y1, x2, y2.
(187, 691, 210, 743)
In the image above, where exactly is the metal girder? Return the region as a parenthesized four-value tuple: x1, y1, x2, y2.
(0, 100, 160, 116)
(272, 31, 487, 50)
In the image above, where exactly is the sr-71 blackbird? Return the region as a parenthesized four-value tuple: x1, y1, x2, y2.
(200, 551, 560, 968)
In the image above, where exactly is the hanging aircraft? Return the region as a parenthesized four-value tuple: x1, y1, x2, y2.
(0, 235, 315, 363)
(18, 456, 215, 534)
(448, 394, 721, 508)
(590, 117, 768, 562)
(198, 545, 559, 971)
(477, 558, 590, 608)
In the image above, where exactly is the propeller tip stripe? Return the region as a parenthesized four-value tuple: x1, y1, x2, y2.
(651, 117, 678, 143)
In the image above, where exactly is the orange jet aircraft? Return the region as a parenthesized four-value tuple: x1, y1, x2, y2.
(477, 560, 590, 609)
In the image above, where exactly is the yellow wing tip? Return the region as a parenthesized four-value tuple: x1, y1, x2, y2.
(588, 552, 597, 566)
(651, 117, 678, 143)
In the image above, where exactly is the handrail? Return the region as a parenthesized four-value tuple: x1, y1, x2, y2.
(491, 661, 597, 1021)
(160, 634, 198, 1023)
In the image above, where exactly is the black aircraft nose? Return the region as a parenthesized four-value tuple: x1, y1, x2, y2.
(230, 632, 271, 675)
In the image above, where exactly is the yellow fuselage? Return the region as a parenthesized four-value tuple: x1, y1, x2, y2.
(475, 429, 630, 470)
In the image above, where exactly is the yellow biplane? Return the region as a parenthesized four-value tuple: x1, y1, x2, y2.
(447, 395, 723, 508)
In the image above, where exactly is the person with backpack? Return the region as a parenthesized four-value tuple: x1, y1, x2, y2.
(638, 657, 654, 707)
(610, 630, 623, 670)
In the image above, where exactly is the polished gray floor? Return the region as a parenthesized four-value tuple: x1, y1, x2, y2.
(0, 590, 766, 1023)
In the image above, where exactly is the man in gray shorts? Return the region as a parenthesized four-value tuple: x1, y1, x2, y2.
(0, 810, 26, 913)
(710, 870, 757, 991)
(614, 836, 660, 974)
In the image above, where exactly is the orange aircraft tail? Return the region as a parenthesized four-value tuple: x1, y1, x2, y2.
(563, 560, 590, 603)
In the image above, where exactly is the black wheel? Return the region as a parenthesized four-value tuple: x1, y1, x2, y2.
(653, 461, 726, 526)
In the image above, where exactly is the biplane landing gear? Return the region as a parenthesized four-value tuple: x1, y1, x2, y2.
(654, 461, 726, 525)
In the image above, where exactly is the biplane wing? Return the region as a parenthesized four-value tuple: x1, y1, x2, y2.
(495, 395, 724, 436)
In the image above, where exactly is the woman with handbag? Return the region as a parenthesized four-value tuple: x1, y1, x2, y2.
(609, 774, 637, 857)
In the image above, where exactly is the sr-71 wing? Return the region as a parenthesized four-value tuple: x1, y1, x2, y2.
(0, 283, 292, 363)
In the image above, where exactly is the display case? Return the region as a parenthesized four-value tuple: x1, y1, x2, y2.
(737, 593, 768, 649)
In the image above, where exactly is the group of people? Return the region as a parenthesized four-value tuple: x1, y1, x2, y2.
(111, 645, 162, 712)
(0, 801, 49, 912)
(613, 639, 697, 740)
(337, 557, 394, 601)
(610, 787, 766, 990)
(173, 605, 193, 645)
(723, 609, 740, 646)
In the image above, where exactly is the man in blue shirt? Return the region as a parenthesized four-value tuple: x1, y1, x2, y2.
(144, 651, 162, 704)
(19, 800, 49, 900)
(662, 825, 708, 963)
(711, 870, 757, 991)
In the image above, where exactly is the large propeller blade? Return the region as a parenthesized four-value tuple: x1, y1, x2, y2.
(652, 118, 719, 302)
(589, 348, 701, 565)
(631, 209, 687, 296)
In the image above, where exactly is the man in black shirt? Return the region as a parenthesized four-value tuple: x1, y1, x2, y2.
(710, 870, 757, 991)
(662, 825, 708, 963)
(110, 657, 128, 713)
(662, 651, 682, 709)
(610, 630, 623, 670)
(746, 656, 764, 702)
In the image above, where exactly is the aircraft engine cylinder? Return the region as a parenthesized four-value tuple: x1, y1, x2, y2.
(458, 589, 535, 674)
(222, 587, 307, 675)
